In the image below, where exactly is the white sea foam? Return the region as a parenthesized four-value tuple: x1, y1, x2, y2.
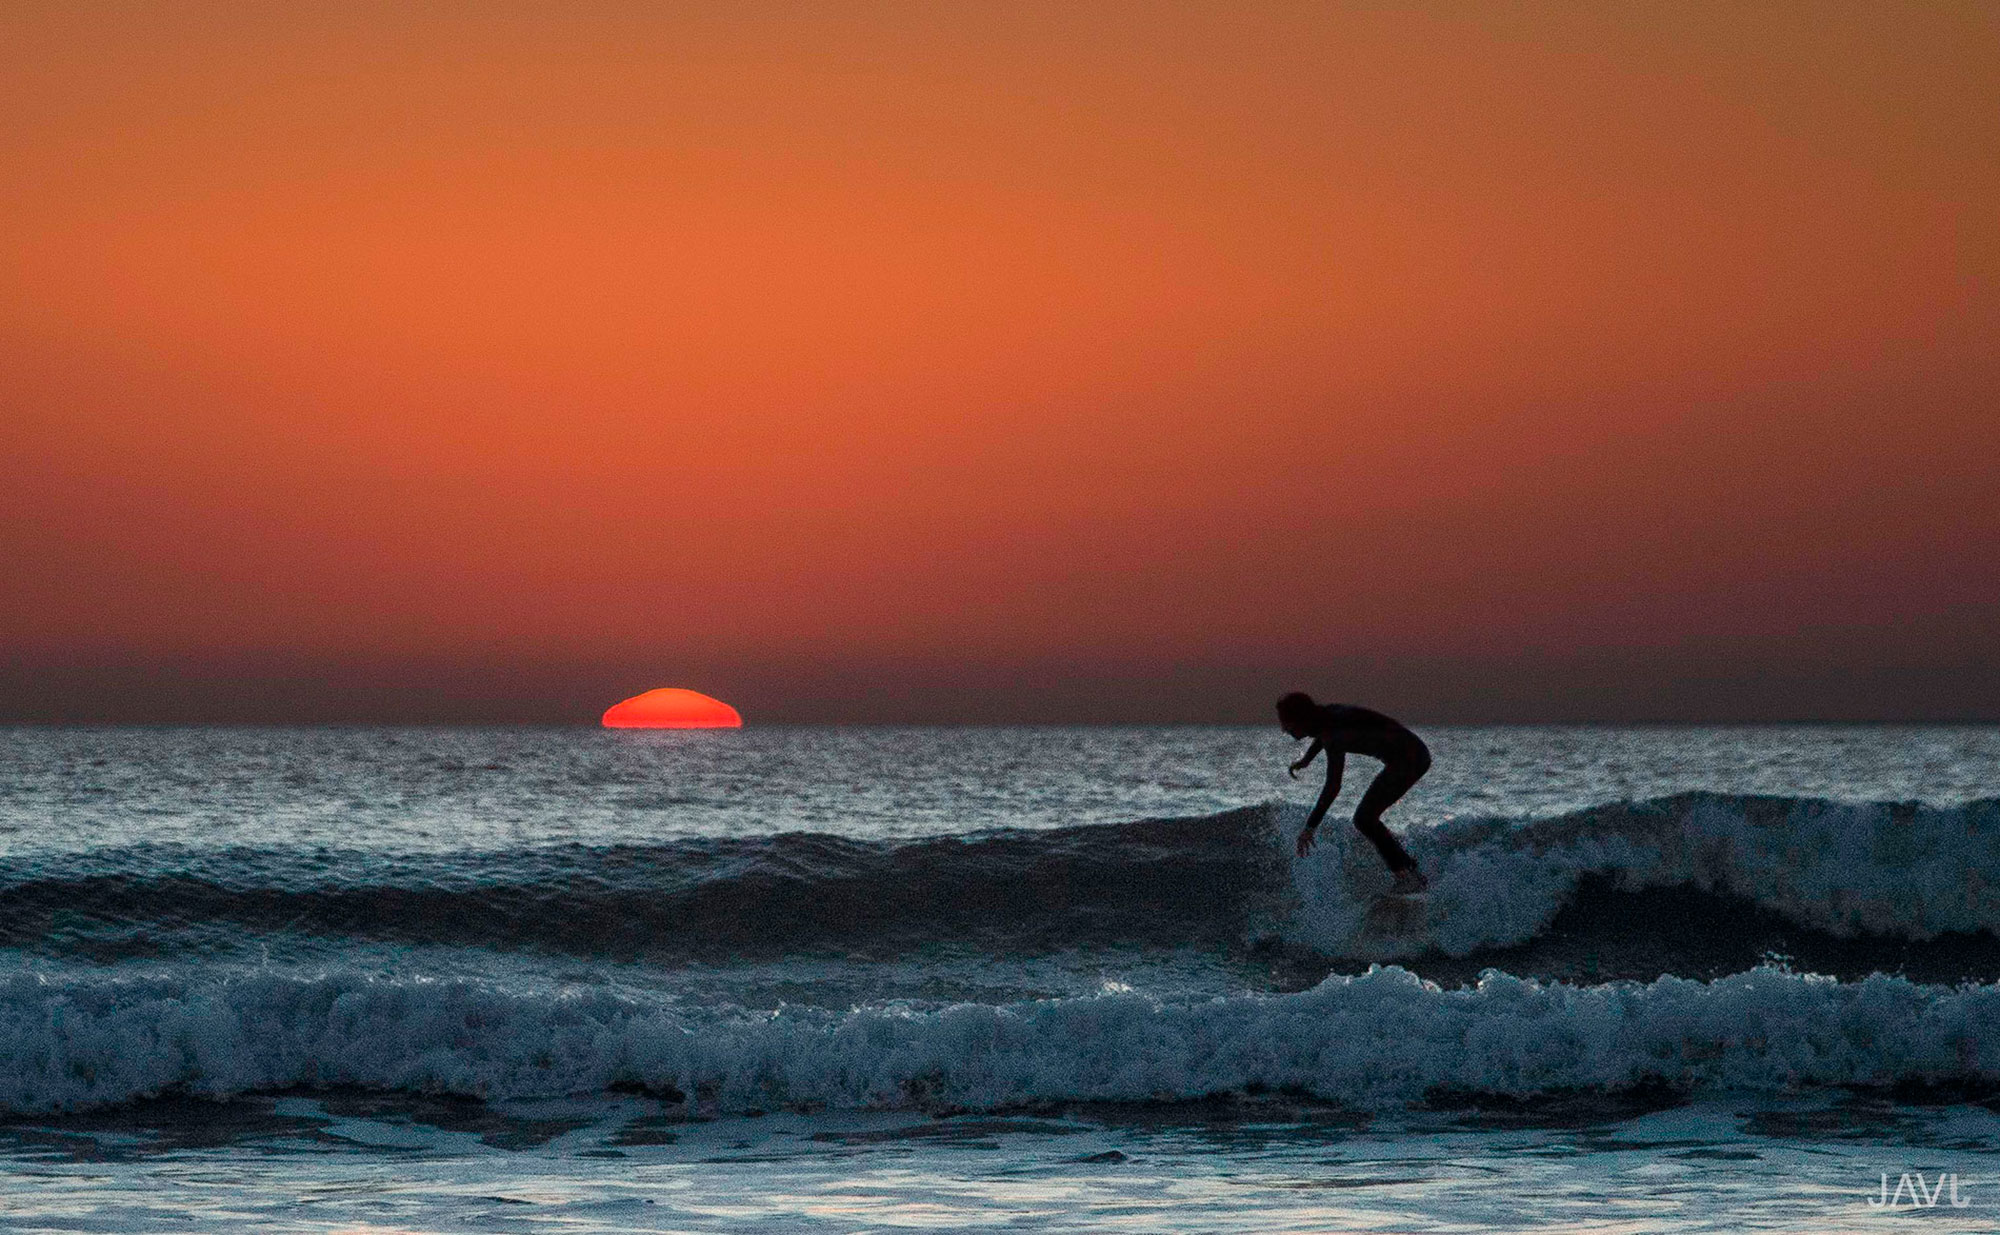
(1284, 794, 2000, 958)
(4, 964, 1997, 1116)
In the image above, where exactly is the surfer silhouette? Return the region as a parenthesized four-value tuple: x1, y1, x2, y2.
(1278, 692, 1430, 893)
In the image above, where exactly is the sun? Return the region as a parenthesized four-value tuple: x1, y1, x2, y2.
(601, 688, 743, 729)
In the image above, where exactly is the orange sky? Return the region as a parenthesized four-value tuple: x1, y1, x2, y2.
(3, 2, 1996, 721)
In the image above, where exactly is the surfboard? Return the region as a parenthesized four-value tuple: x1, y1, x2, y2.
(1360, 890, 1428, 939)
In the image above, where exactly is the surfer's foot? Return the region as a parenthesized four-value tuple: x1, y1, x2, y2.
(1390, 868, 1428, 895)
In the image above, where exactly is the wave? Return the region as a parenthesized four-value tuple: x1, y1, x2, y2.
(0, 807, 1282, 961)
(4, 964, 1997, 1116)
(1296, 792, 2000, 962)
(5, 794, 1996, 974)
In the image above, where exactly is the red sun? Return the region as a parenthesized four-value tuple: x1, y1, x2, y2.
(601, 688, 743, 729)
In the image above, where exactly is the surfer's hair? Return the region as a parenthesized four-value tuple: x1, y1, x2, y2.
(1275, 692, 1318, 726)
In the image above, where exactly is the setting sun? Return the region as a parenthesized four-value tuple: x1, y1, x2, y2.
(601, 688, 743, 729)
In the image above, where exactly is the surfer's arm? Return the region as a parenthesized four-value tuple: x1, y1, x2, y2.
(1288, 738, 1324, 778)
(1306, 750, 1344, 827)
(1296, 751, 1345, 856)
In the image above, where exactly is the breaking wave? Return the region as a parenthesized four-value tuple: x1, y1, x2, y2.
(1297, 792, 2000, 962)
(4, 964, 1997, 1116)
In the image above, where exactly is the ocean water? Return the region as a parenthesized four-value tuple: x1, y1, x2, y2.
(2, 723, 1998, 1232)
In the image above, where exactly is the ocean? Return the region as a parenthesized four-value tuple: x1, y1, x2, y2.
(1, 723, 1997, 1232)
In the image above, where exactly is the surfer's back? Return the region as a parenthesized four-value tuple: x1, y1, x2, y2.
(1316, 703, 1426, 764)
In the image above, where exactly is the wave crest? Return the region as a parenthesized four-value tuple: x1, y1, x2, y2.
(1292, 792, 2000, 959)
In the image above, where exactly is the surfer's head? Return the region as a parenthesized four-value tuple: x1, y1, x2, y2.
(1275, 691, 1318, 739)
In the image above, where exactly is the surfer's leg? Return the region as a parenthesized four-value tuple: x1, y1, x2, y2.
(1353, 756, 1428, 873)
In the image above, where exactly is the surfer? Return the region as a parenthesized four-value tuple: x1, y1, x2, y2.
(1277, 692, 1430, 893)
